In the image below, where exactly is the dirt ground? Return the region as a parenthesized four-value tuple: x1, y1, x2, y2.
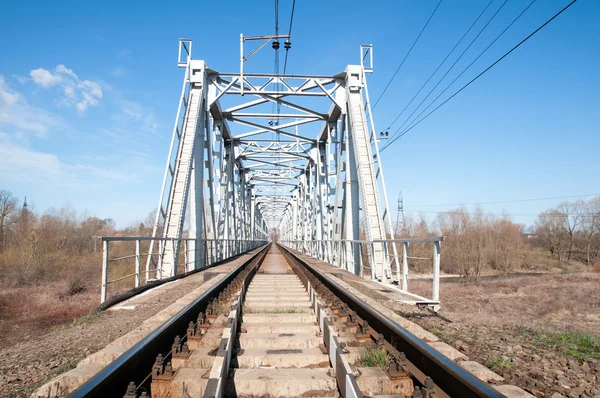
(0, 277, 207, 398)
(393, 273, 600, 397)
(1, 267, 599, 397)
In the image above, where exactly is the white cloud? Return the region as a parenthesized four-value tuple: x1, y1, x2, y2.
(0, 76, 18, 107)
(0, 132, 137, 185)
(56, 64, 78, 80)
(29, 65, 103, 112)
(30, 68, 62, 88)
(63, 85, 76, 99)
(112, 100, 159, 134)
(0, 133, 61, 180)
(118, 99, 143, 120)
(14, 75, 30, 84)
(0, 75, 64, 137)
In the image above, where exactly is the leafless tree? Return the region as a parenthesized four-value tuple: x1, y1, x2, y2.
(582, 197, 600, 266)
(556, 200, 586, 261)
(534, 209, 565, 260)
(0, 190, 18, 252)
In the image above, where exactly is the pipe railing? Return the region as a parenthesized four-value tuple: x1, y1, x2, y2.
(100, 237, 267, 303)
(279, 237, 444, 307)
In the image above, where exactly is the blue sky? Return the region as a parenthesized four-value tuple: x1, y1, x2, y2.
(0, 0, 598, 228)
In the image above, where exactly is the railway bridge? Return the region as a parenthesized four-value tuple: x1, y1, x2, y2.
(99, 38, 444, 307)
(32, 38, 530, 398)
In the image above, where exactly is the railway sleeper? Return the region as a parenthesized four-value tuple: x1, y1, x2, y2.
(149, 285, 245, 397)
(53, 244, 510, 398)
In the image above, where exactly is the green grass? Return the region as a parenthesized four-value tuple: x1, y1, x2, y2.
(71, 311, 101, 327)
(489, 356, 512, 368)
(27, 360, 79, 392)
(53, 360, 78, 374)
(535, 330, 600, 362)
(429, 327, 446, 339)
(356, 348, 390, 368)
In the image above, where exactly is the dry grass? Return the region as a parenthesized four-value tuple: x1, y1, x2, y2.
(0, 282, 97, 348)
(411, 272, 600, 337)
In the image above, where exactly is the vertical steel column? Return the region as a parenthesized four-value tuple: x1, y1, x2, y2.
(402, 242, 409, 291)
(189, 83, 207, 272)
(433, 241, 441, 302)
(292, 196, 298, 243)
(345, 115, 361, 276)
(145, 240, 151, 282)
(250, 195, 256, 240)
(135, 240, 140, 288)
(344, 65, 389, 282)
(101, 240, 109, 303)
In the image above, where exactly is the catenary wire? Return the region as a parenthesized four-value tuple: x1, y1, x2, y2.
(383, 0, 494, 131)
(403, 210, 597, 217)
(381, 0, 576, 151)
(386, 0, 537, 147)
(404, 194, 600, 208)
(384, 0, 511, 143)
(372, 0, 444, 110)
(283, 0, 296, 74)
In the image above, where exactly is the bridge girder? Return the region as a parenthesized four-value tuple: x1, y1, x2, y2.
(148, 40, 399, 283)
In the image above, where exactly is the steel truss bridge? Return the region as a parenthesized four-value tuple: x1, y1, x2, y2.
(100, 38, 443, 306)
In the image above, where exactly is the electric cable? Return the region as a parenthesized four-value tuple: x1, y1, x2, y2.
(372, 0, 444, 110)
(283, 0, 296, 74)
(384, 0, 511, 143)
(381, 0, 576, 151)
(386, 0, 536, 148)
(383, 0, 494, 131)
(405, 194, 600, 208)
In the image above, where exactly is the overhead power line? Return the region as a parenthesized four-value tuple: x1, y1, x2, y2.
(382, 0, 577, 151)
(283, 0, 296, 74)
(372, 0, 444, 110)
(404, 194, 600, 208)
(383, 0, 512, 145)
(386, 0, 536, 147)
(403, 210, 597, 217)
(383, 0, 495, 131)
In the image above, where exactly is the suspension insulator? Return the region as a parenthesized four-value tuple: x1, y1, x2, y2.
(284, 40, 291, 50)
(272, 40, 280, 50)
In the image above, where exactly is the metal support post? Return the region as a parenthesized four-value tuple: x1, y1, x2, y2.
(145, 240, 151, 282)
(135, 239, 140, 288)
(433, 241, 441, 302)
(101, 240, 109, 303)
(402, 242, 409, 291)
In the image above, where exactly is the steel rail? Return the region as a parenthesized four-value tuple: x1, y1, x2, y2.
(278, 244, 506, 398)
(68, 244, 270, 398)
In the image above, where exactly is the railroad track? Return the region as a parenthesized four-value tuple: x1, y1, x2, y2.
(69, 244, 505, 398)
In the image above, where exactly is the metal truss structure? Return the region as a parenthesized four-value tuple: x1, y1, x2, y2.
(147, 38, 399, 283)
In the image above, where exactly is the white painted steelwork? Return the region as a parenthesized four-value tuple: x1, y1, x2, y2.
(146, 37, 412, 287)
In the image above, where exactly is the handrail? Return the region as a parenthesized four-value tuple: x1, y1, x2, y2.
(279, 245, 504, 398)
(73, 245, 270, 398)
(279, 237, 443, 309)
(100, 237, 268, 303)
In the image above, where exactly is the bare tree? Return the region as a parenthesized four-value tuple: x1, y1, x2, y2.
(535, 210, 565, 260)
(556, 200, 586, 261)
(582, 197, 600, 266)
(0, 190, 18, 252)
(490, 218, 523, 273)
